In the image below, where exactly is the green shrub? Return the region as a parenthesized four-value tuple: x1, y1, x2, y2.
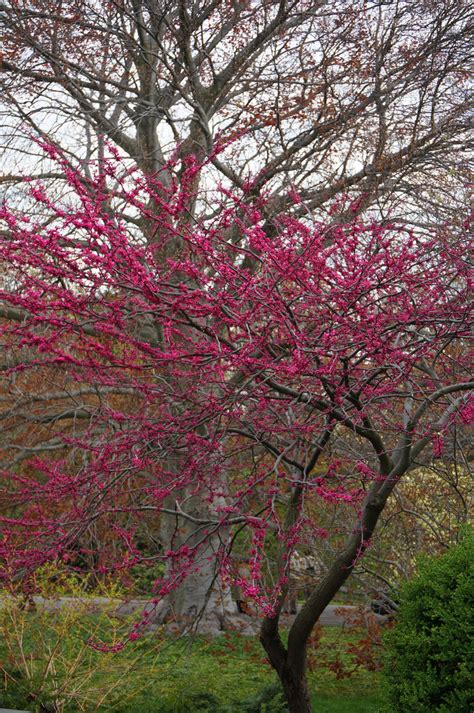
(231, 681, 287, 712)
(383, 529, 474, 712)
(151, 681, 287, 713)
(153, 691, 223, 712)
(127, 562, 165, 596)
(0, 565, 161, 712)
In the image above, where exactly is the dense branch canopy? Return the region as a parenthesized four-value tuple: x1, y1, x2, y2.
(0, 149, 471, 612)
(1, 0, 472, 228)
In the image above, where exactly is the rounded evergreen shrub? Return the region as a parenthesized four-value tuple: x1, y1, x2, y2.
(156, 691, 223, 712)
(383, 529, 474, 712)
(232, 681, 287, 712)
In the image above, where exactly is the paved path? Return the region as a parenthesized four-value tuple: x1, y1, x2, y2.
(320, 604, 355, 626)
(2, 597, 385, 629)
(282, 604, 386, 627)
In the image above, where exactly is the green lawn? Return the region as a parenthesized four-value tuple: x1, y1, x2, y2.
(116, 629, 384, 712)
(313, 696, 381, 713)
(0, 605, 384, 712)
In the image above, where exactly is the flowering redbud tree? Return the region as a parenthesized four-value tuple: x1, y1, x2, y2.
(0, 146, 472, 712)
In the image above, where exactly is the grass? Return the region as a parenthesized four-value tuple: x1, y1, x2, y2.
(0, 603, 384, 712)
(313, 695, 382, 712)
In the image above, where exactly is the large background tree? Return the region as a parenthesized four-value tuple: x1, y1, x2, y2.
(1, 0, 472, 224)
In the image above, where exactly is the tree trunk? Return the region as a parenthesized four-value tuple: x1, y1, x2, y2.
(260, 618, 313, 713)
(159, 489, 237, 634)
(163, 539, 237, 635)
(281, 668, 313, 713)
